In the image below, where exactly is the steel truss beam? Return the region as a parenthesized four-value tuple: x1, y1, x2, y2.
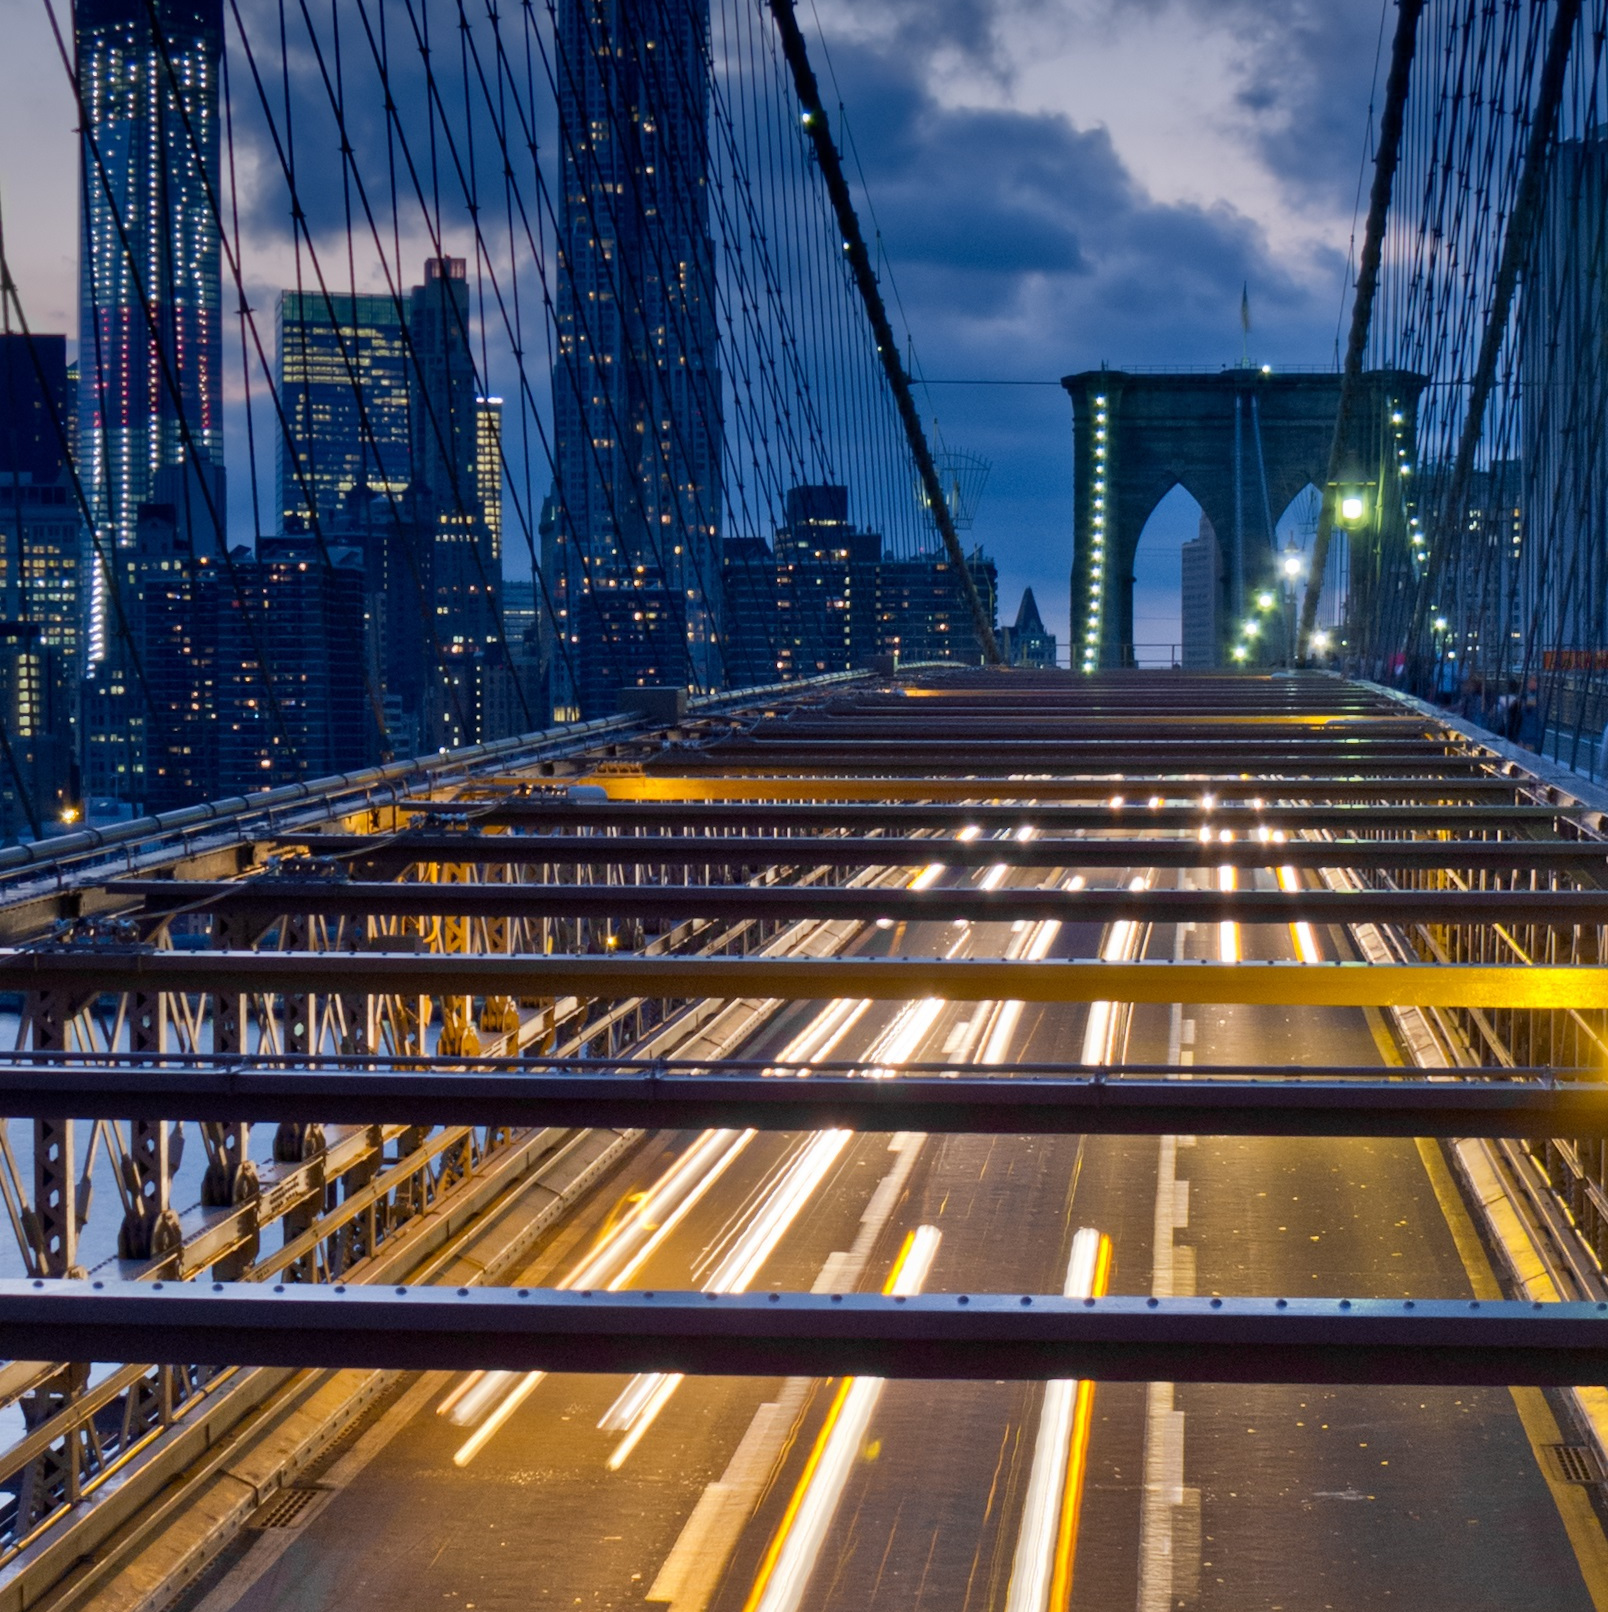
(4, 951, 1605, 1008)
(576, 775, 1535, 803)
(120, 878, 1608, 928)
(280, 833, 1608, 873)
(4, 1283, 1606, 1385)
(0, 1058, 1601, 1138)
(408, 800, 1569, 833)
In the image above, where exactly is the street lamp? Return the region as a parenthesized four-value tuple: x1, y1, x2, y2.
(1277, 542, 1306, 665)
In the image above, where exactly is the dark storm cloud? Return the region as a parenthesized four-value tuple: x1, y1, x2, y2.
(823, 43, 1334, 376)
(816, 0, 1385, 214)
(804, 3, 1376, 639)
(1178, 0, 1387, 208)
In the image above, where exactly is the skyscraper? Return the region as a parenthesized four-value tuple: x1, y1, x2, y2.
(408, 259, 499, 663)
(1181, 514, 1222, 668)
(0, 335, 85, 673)
(277, 290, 412, 533)
(476, 396, 504, 567)
(77, 2, 224, 663)
(773, 485, 880, 678)
(0, 333, 85, 835)
(546, 0, 723, 717)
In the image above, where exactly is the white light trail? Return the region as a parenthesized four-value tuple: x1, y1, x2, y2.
(1217, 862, 1239, 964)
(444, 1125, 757, 1464)
(772, 995, 872, 1070)
(1277, 865, 1323, 963)
(743, 1227, 943, 1612)
(1082, 874, 1149, 1066)
(602, 1129, 856, 1467)
(1005, 1227, 1112, 1612)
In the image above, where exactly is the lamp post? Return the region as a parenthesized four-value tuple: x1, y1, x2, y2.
(1279, 544, 1305, 667)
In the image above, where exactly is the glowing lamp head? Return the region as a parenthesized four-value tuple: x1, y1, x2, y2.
(1256, 590, 1275, 610)
(1339, 494, 1365, 524)
(1281, 553, 1303, 579)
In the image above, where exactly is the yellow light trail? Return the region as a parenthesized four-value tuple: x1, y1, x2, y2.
(1006, 1228, 1113, 1612)
(1277, 865, 1324, 963)
(741, 1226, 943, 1612)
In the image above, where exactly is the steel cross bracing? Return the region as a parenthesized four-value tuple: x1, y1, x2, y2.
(1, 668, 1608, 1574)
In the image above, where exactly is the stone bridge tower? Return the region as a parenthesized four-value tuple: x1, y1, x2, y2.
(1062, 367, 1424, 668)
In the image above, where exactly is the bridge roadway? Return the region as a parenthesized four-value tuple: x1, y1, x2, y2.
(6, 668, 1608, 1612)
(167, 849, 1603, 1603)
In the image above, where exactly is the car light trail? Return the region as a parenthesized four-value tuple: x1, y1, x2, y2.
(601, 1128, 854, 1467)
(1005, 1227, 1113, 1612)
(593, 896, 1011, 1468)
(445, 1125, 757, 1463)
(772, 995, 873, 1069)
(1217, 863, 1239, 963)
(1082, 876, 1149, 1066)
(979, 875, 1077, 1063)
(741, 1225, 943, 1612)
(1277, 866, 1323, 963)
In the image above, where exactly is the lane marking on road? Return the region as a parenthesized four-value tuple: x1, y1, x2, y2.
(1136, 887, 1201, 1612)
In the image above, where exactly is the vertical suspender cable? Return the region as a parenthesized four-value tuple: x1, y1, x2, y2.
(1406, 0, 1582, 665)
(765, 0, 1001, 664)
(1298, 0, 1425, 660)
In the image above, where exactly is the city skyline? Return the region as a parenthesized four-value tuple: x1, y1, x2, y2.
(0, 1, 1384, 651)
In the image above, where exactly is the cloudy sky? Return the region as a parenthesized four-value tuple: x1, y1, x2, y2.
(812, 0, 1387, 654)
(0, 0, 1387, 658)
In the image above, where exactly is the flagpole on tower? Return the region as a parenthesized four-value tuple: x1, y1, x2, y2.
(1240, 283, 1251, 367)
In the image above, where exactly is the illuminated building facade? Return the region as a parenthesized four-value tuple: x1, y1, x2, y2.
(545, 0, 723, 717)
(77, 0, 224, 664)
(277, 290, 412, 533)
(0, 334, 84, 835)
(476, 397, 503, 567)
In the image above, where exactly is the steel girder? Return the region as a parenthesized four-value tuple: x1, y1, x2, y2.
(278, 832, 1608, 872)
(4, 949, 1606, 1008)
(573, 774, 1543, 802)
(120, 877, 1608, 927)
(404, 799, 1569, 832)
(2, 1282, 1606, 1385)
(0, 1058, 1600, 1138)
